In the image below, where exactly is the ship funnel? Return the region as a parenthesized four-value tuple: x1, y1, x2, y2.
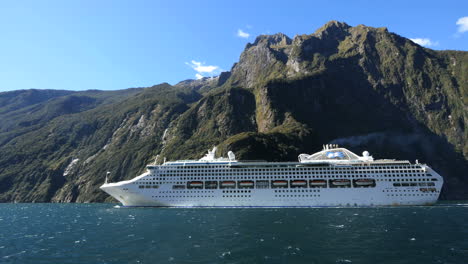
(105, 171, 110, 184)
(208, 147, 217, 159)
(200, 146, 218, 161)
(228, 151, 236, 161)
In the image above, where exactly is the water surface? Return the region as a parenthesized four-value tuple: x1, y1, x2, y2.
(0, 203, 467, 263)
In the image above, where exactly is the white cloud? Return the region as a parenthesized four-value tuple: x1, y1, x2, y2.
(410, 38, 438, 47)
(456, 16, 468, 33)
(237, 29, 250, 38)
(185, 60, 221, 80)
(185, 60, 219, 73)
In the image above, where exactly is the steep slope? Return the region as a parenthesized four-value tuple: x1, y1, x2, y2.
(0, 89, 143, 146)
(0, 85, 201, 202)
(0, 21, 466, 201)
(0, 89, 73, 115)
(163, 21, 468, 199)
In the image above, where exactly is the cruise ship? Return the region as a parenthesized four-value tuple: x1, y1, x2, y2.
(100, 145, 443, 207)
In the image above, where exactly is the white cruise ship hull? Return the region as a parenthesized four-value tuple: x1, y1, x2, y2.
(100, 164, 443, 208)
(101, 186, 440, 207)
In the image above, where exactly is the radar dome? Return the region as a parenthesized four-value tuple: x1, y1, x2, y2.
(363, 151, 370, 157)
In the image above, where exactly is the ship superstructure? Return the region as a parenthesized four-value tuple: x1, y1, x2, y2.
(100, 145, 443, 207)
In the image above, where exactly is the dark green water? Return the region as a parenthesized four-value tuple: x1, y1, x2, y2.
(0, 203, 467, 264)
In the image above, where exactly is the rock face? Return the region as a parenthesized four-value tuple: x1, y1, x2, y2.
(0, 21, 466, 202)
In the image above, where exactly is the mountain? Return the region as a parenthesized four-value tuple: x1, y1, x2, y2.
(0, 21, 466, 202)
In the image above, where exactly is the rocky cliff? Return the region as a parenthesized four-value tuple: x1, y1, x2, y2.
(0, 21, 466, 202)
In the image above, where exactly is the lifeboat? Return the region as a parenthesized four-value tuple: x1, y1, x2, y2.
(310, 180, 327, 187)
(220, 181, 236, 188)
(354, 179, 375, 186)
(238, 181, 254, 188)
(331, 179, 351, 187)
(272, 180, 288, 188)
(187, 181, 203, 189)
(291, 180, 307, 187)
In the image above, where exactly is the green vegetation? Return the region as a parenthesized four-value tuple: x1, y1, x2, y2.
(0, 21, 466, 202)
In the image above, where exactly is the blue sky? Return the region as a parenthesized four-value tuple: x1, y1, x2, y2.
(0, 0, 467, 92)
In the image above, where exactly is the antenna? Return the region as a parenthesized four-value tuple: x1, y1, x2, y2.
(154, 155, 160, 165)
(163, 157, 167, 164)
